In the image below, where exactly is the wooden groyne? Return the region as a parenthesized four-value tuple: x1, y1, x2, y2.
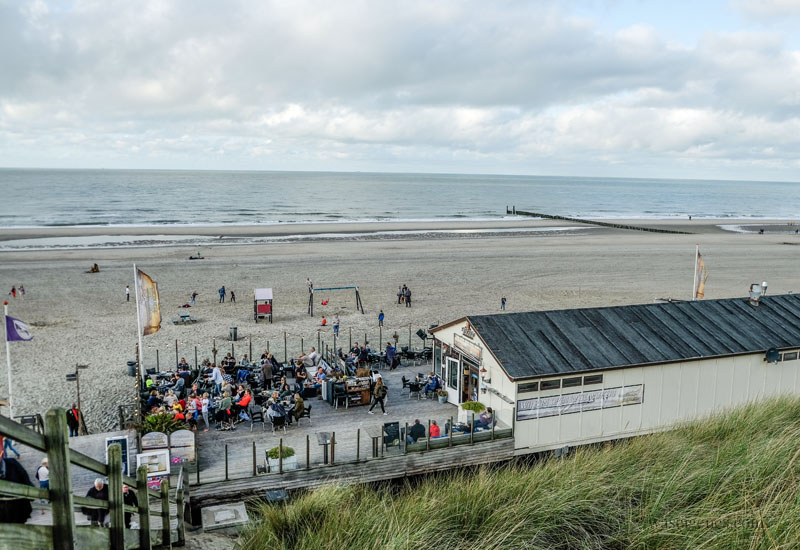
(506, 207, 693, 235)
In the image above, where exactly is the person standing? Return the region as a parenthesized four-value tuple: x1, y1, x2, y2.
(368, 378, 388, 415)
(8, 286, 16, 299)
(218, 286, 226, 303)
(66, 404, 81, 437)
(0, 435, 33, 524)
(35, 458, 49, 513)
(125, 285, 130, 302)
(83, 479, 109, 526)
(190, 291, 198, 305)
(18, 285, 24, 300)
(385, 341, 397, 370)
(230, 290, 236, 303)
(501, 296, 506, 311)
(378, 310, 384, 327)
(211, 363, 224, 396)
(306, 277, 313, 292)
(122, 485, 138, 528)
(397, 286, 403, 305)
(333, 314, 340, 337)
(404, 287, 411, 307)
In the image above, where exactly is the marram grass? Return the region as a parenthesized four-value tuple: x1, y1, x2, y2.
(238, 396, 800, 550)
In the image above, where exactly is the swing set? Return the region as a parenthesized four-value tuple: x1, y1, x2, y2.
(308, 285, 365, 316)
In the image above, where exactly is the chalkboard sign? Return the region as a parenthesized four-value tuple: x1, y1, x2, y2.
(346, 377, 371, 390)
(106, 436, 130, 476)
(383, 421, 400, 447)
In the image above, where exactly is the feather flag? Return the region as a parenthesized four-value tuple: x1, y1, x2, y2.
(136, 269, 161, 336)
(694, 250, 708, 300)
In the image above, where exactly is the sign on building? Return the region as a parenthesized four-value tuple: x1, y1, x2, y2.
(516, 384, 644, 421)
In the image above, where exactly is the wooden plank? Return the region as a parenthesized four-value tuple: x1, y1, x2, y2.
(137, 465, 152, 550)
(107, 443, 124, 550)
(69, 449, 108, 478)
(0, 524, 53, 550)
(45, 408, 75, 550)
(160, 480, 171, 549)
(0, 477, 48, 500)
(0, 413, 47, 450)
(73, 495, 110, 510)
(75, 526, 110, 549)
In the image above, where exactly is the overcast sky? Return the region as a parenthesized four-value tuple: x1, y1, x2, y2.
(1, 0, 799, 180)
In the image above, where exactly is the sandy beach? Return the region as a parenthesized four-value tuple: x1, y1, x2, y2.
(2, 218, 799, 432)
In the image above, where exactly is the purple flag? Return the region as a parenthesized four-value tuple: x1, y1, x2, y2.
(5, 315, 33, 341)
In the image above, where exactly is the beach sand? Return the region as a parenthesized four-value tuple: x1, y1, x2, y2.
(1, 219, 799, 432)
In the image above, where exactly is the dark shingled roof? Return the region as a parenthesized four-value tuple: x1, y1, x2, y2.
(466, 294, 800, 380)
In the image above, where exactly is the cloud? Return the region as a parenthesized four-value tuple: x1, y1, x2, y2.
(0, 0, 798, 179)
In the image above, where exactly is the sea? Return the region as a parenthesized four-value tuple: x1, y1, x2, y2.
(1, 169, 798, 250)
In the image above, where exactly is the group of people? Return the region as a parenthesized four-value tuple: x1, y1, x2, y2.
(397, 284, 412, 307)
(7, 285, 25, 299)
(218, 286, 235, 303)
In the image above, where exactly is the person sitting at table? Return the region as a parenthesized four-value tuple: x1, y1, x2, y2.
(312, 366, 326, 386)
(423, 372, 441, 397)
(240, 354, 251, 367)
(278, 383, 293, 400)
(266, 399, 287, 423)
(234, 389, 252, 421)
(477, 407, 494, 430)
(406, 419, 426, 444)
(288, 393, 304, 425)
(297, 347, 320, 369)
(177, 357, 190, 370)
(358, 345, 369, 366)
(169, 374, 185, 397)
(146, 390, 161, 410)
(222, 353, 235, 369)
(163, 389, 177, 408)
(172, 403, 185, 422)
(430, 420, 441, 438)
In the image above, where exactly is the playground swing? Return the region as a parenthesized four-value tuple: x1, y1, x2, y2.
(308, 285, 364, 316)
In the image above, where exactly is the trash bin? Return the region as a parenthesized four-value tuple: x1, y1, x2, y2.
(229, 326, 238, 341)
(127, 360, 137, 377)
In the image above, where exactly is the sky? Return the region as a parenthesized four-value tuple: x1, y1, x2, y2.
(1, 0, 799, 181)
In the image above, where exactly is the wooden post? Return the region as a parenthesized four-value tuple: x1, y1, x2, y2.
(379, 326, 382, 348)
(107, 443, 125, 550)
(300, 337, 304, 354)
(44, 408, 75, 550)
(349, 327, 352, 350)
(317, 330, 321, 352)
(284, 332, 287, 363)
(176, 473, 185, 546)
(194, 346, 198, 369)
(408, 324, 412, 348)
(364, 332, 367, 347)
(212, 338, 217, 365)
(265, 450, 270, 473)
(330, 432, 335, 466)
(306, 435, 310, 470)
(225, 444, 229, 481)
(279, 438, 283, 474)
(356, 428, 360, 462)
(449, 416, 453, 448)
(381, 428, 384, 458)
(175, 339, 179, 368)
(136, 466, 152, 550)
(231, 342, 235, 357)
(160, 480, 171, 549)
(491, 414, 496, 441)
(252, 441, 257, 476)
(512, 407, 516, 437)
(156, 349, 160, 371)
(426, 420, 431, 451)
(470, 421, 474, 446)
(195, 435, 200, 486)
(404, 422, 408, 454)
(249, 339, 252, 360)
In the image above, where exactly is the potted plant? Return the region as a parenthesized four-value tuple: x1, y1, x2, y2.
(437, 389, 449, 404)
(458, 400, 486, 424)
(143, 413, 183, 435)
(267, 444, 297, 471)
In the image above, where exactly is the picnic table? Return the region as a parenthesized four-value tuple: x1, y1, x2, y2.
(172, 312, 196, 325)
(365, 426, 384, 458)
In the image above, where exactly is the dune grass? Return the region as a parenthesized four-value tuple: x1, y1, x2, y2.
(238, 396, 800, 549)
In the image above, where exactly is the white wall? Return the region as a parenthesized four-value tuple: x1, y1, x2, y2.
(513, 351, 800, 454)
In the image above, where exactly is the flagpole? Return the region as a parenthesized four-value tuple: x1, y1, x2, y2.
(4, 301, 13, 419)
(692, 244, 699, 301)
(134, 264, 144, 386)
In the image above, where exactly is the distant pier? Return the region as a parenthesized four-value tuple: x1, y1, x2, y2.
(506, 207, 693, 235)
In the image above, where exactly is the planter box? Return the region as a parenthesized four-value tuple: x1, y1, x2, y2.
(437, 395, 448, 404)
(458, 403, 485, 424)
(267, 455, 297, 472)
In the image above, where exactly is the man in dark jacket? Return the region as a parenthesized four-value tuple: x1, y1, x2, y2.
(0, 436, 33, 523)
(407, 419, 426, 444)
(122, 484, 138, 528)
(66, 404, 81, 437)
(83, 478, 109, 526)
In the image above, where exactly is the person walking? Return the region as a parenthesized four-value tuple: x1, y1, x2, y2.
(8, 286, 16, 299)
(3, 438, 21, 458)
(306, 277, 313, 292)
(378, 310, 384, 327)
(66, 404, 80, 437)
(190, 291, 198, 305)
(18, 285, 24, 300)
(35, 458, 49, 514)
(125, 285, 130, 302)
(501, 296, 506, 311)
(218, 286, 226, 303)
(368, 378, 388, 415)
(230, 290, 236, 303)
(333, 314, 340, 337)
(397, 286, 403, 305)
(404, 287, 411, 307)
(122, 485, 138, 528)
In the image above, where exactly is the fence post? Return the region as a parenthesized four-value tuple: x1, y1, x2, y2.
(364, 332, 367, 347)
(404, 423, 408, 454)
(194, 346, 198, 369)
(160, 480, 171, 549)
(317, 330, 321, 352)
(107, 443, 125, 550)
(225, 444, 229, 481)
(279, 438, 283, 474)
(176, 472, 186, 546)
(284, 332, 287, 363)
(156, 349, 160, 371)
(408, 324, 412, 348)
(306, 435, 310, 470)
(356, 428, 360, 462)
(349, 327, 352, 350)
(449, 416, 453, 448)
(136, 466, 152, 550)
(331, 432, 335, 466)
(252, 441, 257, 476)
(44, 408, 75, 550)
(175, 339, 179, 369)
(195, 435, 200, 486)
(491, 415, 496, 441)
(427, 420, 431, 451)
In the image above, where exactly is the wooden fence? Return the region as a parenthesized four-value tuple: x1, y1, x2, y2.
(0, 408, 187, 550)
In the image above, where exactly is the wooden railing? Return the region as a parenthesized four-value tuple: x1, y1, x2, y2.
(0, 408, 187, 550)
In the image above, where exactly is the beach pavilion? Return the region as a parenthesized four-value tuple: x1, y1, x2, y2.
(430, 289, 800, 455)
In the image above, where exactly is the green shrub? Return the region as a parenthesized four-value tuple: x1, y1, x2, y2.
(460, 401, 486, 413)
(143, 413, 183, 435)
(267, 444, 295, 460)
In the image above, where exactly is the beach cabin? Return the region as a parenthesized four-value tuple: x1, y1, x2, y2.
(430, 291, 800, 456)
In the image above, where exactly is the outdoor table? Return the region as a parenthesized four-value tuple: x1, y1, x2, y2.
(179, 312, 191, 323)
(316, 431, 332, 464)
(365, 426, 383, 458)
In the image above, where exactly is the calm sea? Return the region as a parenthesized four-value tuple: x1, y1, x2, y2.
(2, 169, 798, 228)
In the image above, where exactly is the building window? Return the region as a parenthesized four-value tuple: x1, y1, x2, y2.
(583, 374, 603, 385)
(562, 377, 582, 388)
(540, 379, 561, 391)
(518, 382, 539, 393)
(784, 352, 799, 361)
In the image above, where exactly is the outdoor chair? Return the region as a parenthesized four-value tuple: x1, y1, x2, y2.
(401, 375, 411, 389)
(332, 382, 349, 409)
(172, 317, 179, 325)
(297, 404, 312, 426)
(271, 415, 287, 434)
(408, 382, 422, 400)
(248, 403, 265, 432)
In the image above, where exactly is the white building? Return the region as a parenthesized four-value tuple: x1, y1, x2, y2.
(430, 292, 800, 455)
